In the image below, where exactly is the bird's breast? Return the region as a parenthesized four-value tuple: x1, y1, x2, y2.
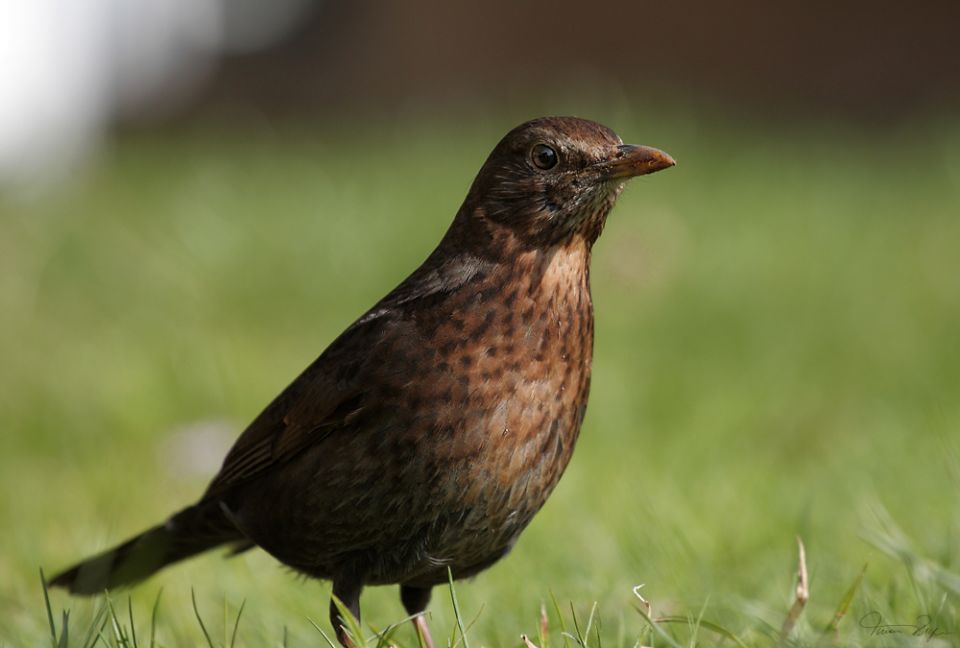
(395, 243, 595, 550)
(242, 243, 597, 584)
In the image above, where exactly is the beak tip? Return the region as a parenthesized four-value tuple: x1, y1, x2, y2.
(651, 149, 677, 171)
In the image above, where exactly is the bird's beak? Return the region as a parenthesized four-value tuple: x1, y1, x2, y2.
(597, 144, 676, 181)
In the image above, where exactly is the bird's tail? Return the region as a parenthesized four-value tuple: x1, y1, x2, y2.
(48, 501, 243, 595)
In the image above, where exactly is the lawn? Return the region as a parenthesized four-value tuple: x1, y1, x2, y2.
(1, 108, 958, 646)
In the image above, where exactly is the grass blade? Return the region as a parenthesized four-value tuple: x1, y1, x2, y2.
(568, 603, 583, 647)
(549, 590, 570, 648)
(81, 604, 109, 648)
(128, 597, 139, 648)
(688, 595, 712, 648)
(308, 617, 339, 648)
(57, 610, 70, 648)
(95, 625, 112, 648)
(229, 599, 246, 648)
(564, 601, 598, 648)
(330, 594, 365, 646)
(40, 568, 59, 648)
(149, 588, 163, 648)
(105, 591, 130, 647)
(654, 617, 748, 648)
(634, 603, 683, 648)
(447, 567, 470, 648)
(367, 610, 426, 648)
(823, 563, 867, 642)
(584, 602, 598, 648)
(191, 587, 216, 648)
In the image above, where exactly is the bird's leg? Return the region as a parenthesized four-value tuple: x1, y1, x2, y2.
(401, 584, 435, 648)
(331, 577, 363, 648)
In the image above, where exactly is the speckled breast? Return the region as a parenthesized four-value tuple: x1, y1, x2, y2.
(393, 242, 595, 584)
(231, 242, 596, 587)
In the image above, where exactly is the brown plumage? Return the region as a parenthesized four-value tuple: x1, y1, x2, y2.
(50, 116, 675, 646)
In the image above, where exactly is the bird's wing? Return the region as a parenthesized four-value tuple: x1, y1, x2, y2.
(199, 251, 492, 500)
(199, 317, 381, 500)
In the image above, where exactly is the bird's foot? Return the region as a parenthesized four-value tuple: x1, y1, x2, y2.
(413, 614, 436, 648)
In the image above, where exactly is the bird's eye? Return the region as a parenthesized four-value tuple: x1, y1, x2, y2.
(530, 144, 558, 170)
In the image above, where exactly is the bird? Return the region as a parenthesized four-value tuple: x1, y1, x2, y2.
(49, 116, 675, 647)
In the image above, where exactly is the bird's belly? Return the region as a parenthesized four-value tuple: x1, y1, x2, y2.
(379, 350, 590, 584)
(360, 404, 584, 586)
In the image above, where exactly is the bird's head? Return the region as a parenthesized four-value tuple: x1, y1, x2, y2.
(463, 116, 675, 249)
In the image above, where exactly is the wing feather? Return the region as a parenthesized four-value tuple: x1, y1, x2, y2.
(199, 250, 487, 500)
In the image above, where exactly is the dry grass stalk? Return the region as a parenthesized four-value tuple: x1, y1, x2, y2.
(778, 536, 809, 646)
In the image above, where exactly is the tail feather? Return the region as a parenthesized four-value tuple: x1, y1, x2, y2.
(49, 502, 243, 595)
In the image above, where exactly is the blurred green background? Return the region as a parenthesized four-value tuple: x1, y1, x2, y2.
(2, 2, 960, 646)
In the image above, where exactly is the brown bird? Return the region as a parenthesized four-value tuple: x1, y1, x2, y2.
(50, 116, 675, 647)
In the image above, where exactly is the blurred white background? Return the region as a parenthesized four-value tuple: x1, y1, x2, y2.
(0, 0, 311, 188)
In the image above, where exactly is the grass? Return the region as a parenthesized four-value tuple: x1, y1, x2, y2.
(2, 107, 959, 646)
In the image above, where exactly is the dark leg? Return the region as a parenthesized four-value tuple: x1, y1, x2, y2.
(401, 585, 435, 648)
(331, 577, 363, 648)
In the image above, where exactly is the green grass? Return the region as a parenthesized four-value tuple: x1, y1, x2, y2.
(2, 109, 959, 646)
